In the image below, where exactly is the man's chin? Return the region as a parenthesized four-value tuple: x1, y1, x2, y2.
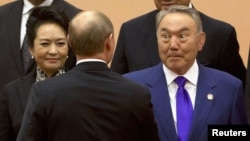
(161, 4, 174, 10)
(161, 6, 170, 10)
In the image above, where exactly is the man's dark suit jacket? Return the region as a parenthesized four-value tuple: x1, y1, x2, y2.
(0, 0, 81, 95)
(110, 9, 246, 87)
(123, 63, 247, 141)
(245, 47, 250, 122)
(16, 62, 160, 141)
(0, 71, 36, 141)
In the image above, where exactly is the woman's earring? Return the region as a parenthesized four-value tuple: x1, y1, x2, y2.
(31, 56, 34, 59)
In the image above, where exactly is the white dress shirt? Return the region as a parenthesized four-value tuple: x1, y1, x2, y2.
(162, 60, 199, 131)
(77, 59, 106, 65)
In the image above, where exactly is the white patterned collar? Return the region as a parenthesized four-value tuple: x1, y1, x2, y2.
(35, 67, 65, 82)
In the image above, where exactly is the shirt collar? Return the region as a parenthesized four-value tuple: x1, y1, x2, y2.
(35, 67, 65, 82)
(189, 2, 193, 8)
(23, 0, 54, 15)
(76, 59, 106, 65)
(163, 60, 199, 86)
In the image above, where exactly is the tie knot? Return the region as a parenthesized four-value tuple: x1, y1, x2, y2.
(174, 76, 187, 87)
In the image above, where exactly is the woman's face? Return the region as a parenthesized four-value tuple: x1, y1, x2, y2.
(30, 23, 68, 77)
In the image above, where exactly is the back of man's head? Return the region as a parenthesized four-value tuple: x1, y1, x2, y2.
(68, 10, 114, 58)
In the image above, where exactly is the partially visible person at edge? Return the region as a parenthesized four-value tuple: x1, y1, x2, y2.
(110, 0, 246, 88)
(16, 10, 160, 141)
(244, 45, 250, 123)
(0, 6, 71, 141)
(124, 5, 248, 141)
(0, 0, 81, 98)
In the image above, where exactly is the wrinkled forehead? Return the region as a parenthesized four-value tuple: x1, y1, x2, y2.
(158, 13, 196, 31)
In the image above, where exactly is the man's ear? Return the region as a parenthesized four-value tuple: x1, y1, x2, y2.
(103, 34, 115, 64)
(67, 34, 72, 48)
(198, 32, 206, 51)
(106, 34, 115, 51)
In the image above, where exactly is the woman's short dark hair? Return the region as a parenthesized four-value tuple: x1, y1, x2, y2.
(26, 6, 69, 48)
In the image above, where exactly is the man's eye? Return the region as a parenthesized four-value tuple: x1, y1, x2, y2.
(180, 34, 187, 38)
(163, 34, 170, 39)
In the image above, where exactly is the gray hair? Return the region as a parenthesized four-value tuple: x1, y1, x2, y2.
(156, 5, 203, 33)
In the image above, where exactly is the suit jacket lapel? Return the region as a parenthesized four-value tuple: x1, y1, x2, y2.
(17, 72, 36, 111)
(7, 1, 24, 74)
(146, 64, 178, 141)
(143, 10, 161, 66)
(189, 65, 217, 140)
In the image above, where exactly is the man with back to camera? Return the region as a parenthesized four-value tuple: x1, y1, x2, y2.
(17, 10, 160, 141)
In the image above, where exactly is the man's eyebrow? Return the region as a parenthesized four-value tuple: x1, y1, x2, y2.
(179, 27, 190, 32)
(159, 27, 168, 32)
(159, 26, 190, 32)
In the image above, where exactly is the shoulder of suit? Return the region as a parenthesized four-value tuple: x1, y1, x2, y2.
(200, 65, 241, 83)
(123, 9, 158, 25)
(198, 11, 234, 28)
(0, 1, 21, 12)
(58, 0, 81, 11)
